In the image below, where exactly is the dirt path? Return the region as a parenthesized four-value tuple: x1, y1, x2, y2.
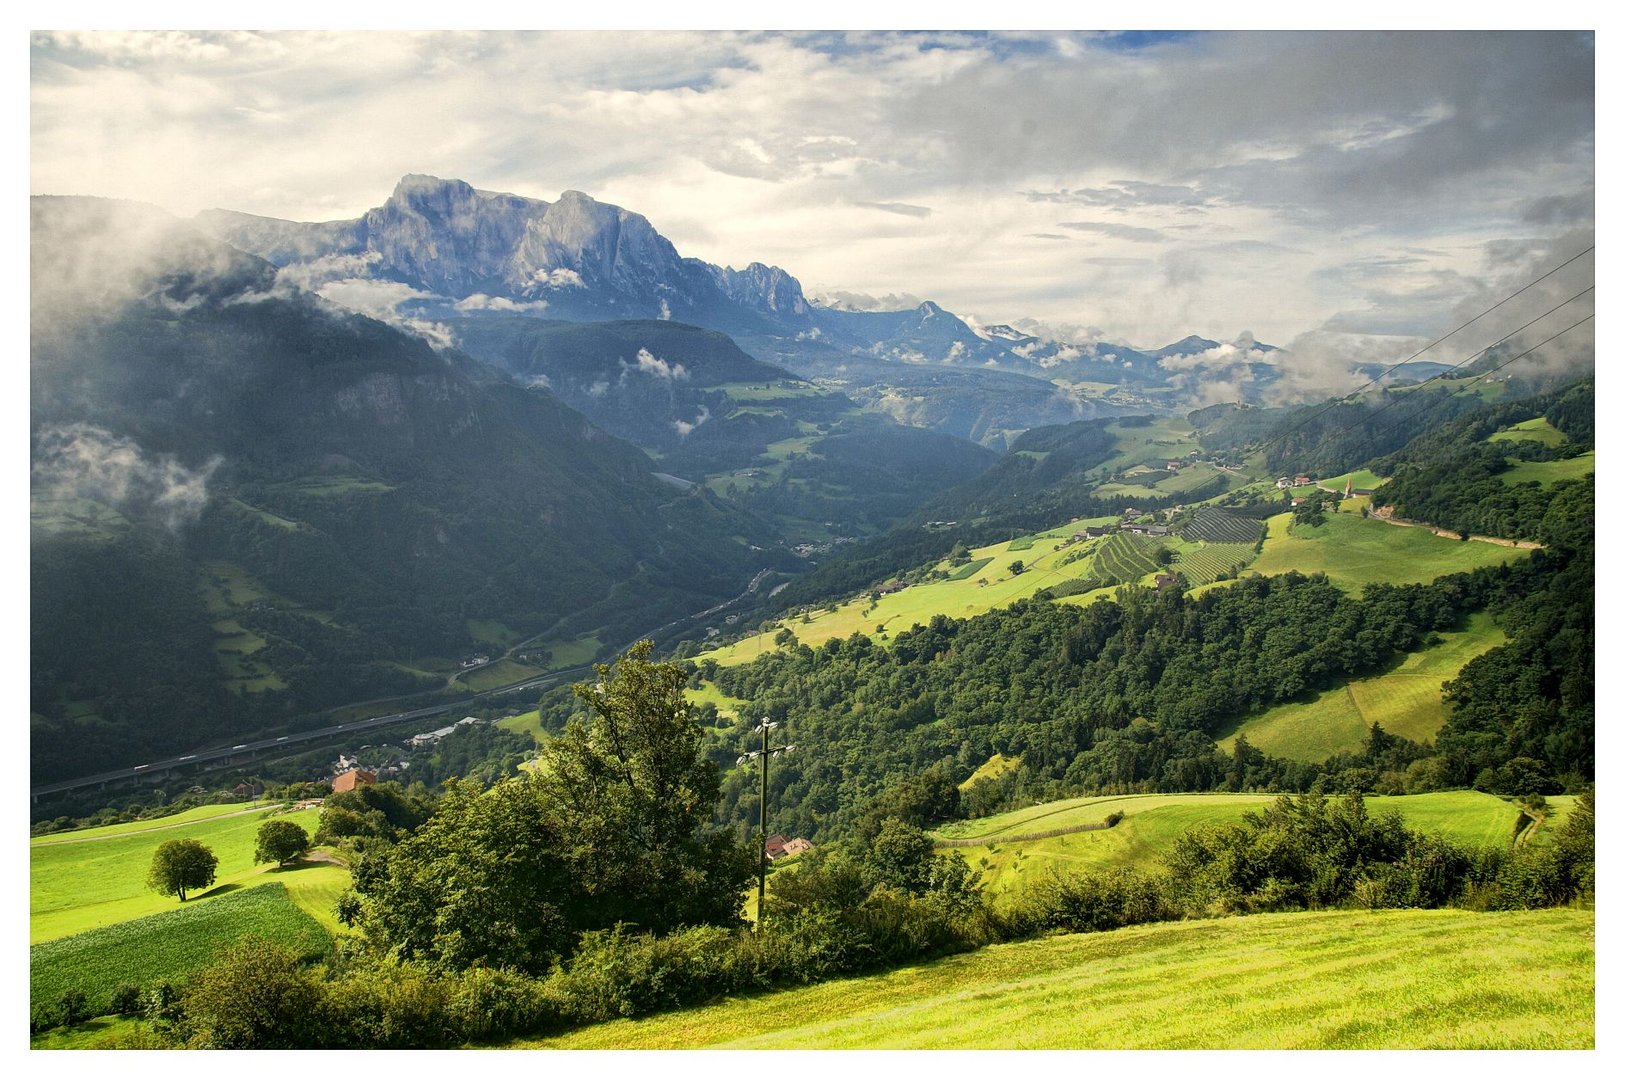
(1369, 508, 1544, 549)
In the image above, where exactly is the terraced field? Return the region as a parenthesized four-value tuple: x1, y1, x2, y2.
(1094, 531, 1162, 584)
(1180, 507, 1265, 544)
(1172, 542, 1256, 585)
(520, 908, 1594, 1049)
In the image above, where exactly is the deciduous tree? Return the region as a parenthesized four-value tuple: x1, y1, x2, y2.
(254, 819, 311, 867)
(147, 838, 218, 902)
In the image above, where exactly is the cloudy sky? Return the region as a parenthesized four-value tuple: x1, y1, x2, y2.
(30, 28, 1595, 356)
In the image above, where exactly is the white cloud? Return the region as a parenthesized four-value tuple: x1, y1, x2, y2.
(29, 30, 1593, 348)
(314, 278, 454, 349)
(32, 424, 220, 532)
(629, 347, 689, 381)
(530, 267, 584, 289)
(455, 293, 550, 313)
(672, 405, 711, 437)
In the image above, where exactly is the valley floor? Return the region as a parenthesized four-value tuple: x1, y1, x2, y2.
(517, 907, 1593, 1050)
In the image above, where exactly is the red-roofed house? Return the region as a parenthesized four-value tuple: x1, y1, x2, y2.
(331, 768, 376, 793)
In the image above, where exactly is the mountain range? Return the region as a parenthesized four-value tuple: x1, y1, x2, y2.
(195, 174, 1283, 403)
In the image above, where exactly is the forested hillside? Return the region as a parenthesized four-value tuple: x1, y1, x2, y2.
(30, 198, 791, 781)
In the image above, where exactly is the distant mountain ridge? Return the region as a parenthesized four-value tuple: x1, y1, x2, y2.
(194, 174, 1278, 390)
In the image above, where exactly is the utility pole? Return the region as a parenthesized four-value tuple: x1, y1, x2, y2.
(737, 717, 795, 921)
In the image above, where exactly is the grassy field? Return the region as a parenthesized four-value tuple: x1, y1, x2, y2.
(466, 618, 524, 648)
(30, 882, 330, 1019)
(1487, 416, 1567, 447)
(519, 907, 1593, 1049)
(456, 658, 544, 692)
(1089, 417, 1202, 479)
(960, 753, 1020, 790)
(696, 520, 1118, 667)
(532, 634, 604, 669)
(684, 681, 749, 722)
(1247, 511, 1530, 592)
(1318, 467, 1388, 492)
(31, 803, 325, 943)
(934, 790, 1528, 893)
(1500, 451, 1594, 487)
(496, 708, 544, 743)
(1215, 611, 1507, 759)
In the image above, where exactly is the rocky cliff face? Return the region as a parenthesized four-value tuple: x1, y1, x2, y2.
(197, 175, 807, 330)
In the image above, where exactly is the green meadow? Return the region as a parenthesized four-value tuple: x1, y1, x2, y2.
(1247, 510, 1529, 592)
(520, 907, 1593, 1049)
(1216, 611, 1508, 759)
(31, 882, 330, 1019)
(31, 803, 325, 943)
(697, 520, 1117, 667)
(934, 791, 1529, 894)
(1500, 451, 1594, 487)
(456, 658, 545, 692)
(496, 708, 545, 743)
(684, 681, 750, 721)
(1487, 416, 1567, 447)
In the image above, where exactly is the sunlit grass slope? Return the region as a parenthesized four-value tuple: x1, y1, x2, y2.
(935, 791, 1526, 894)
(1248, 511, 1529, 592)
(1487, 416, 1567, 447)
(696, 520, 1117, 667)
(31, 803, 324, 943)
(1500, 451, 1594, 487)
(520, 908, 1593, 1049)
(1215, 610, 1507, 760)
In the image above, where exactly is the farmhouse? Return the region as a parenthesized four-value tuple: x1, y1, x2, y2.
(781, 838, 813, 858)
(408, 724, 458, 748)
(1073, 525, 1113, 540)
(331, 768, 376, 793)
(1154, 573, 1181, 590)
(764, 833, 790, 860)
(1123, 523, 1171, 536)
(876, 580, 908, 595)
(460, 655, 490, 668)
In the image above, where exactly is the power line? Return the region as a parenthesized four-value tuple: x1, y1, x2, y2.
(1245, 245, 1594, 463)
(1249, 283, 1594, 467)
(1355, 314, 1594, 454)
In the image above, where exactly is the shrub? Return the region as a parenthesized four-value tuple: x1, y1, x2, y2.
(1020, 867, 1173, 934)
(108, 982, 143, 1017)
(547, 924, 744, 1024)
(181, 937, 328, 1049)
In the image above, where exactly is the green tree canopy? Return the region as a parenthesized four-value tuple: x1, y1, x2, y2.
(358, 641, 752, 974)
(254, 819, 311, 867)
(147, 838, 218, 902)
(537, 640, 753, 934)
